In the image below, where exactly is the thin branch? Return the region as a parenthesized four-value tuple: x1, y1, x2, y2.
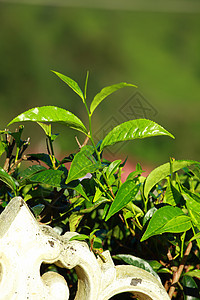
(75, 135, 89, 149)
(168, 241, 192, 299)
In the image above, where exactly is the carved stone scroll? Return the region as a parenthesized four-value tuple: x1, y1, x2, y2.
(0, 197, 170, 299)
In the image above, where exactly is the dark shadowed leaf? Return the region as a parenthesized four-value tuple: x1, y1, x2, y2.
(29, 169, 65, 188)
(18, 165, 46, 185)
(182, 275, 200, 299)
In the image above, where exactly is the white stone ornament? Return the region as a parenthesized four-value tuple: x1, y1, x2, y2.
(0, 197, 170, 300)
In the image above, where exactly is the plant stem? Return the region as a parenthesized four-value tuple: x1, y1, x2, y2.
(83, 99, 115, 199)
(168, 241, 192, 299)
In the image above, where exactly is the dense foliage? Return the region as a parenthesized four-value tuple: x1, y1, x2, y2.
(1, 71, 200, 299)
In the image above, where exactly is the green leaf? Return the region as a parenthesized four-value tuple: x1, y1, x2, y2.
(29, 169, 65, 188)
(68, 214, 84, 232)
(69, 234, 89, 241)
(181, 275, 200, 299)
(100, 119, 174, 150)
(143, 207, 157, 226)
(8, 106, 87, 135)
(144, 160, 199, 199)
(105, 180, 140, 221)
(126, 169, 145, 181)
(0, 167, 17, 192)
(163, 178, 182, 206)
(147, 260, 162, 272)
(31, 204, 45, 217)
(93, 186, 103, 203)
(184, 269, 200, 278)
(106, 159, 122, 178)
(181, 187, 200, 228)
(141, 206, 192, 242)
(0, 140, 6, 157)
(27, 153, 55, 168)
(190, 232, 200, 242)
(90, 82, 137, 115)
(37, 122, 51, 137)
(79, 197, 109, 214)
(68, 181, 90, 201)
(18, 165, 46, 185)
(84, 70, 89, 99)
(113, 254, 161, 281)
(66, 145, 101, 184)
(52, 70, 84, 101)
(10, 125, 24, 147)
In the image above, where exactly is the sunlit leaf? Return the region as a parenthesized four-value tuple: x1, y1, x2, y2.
(100, 119, 174, 150)
(66, 145, 101, 184)
(90, 82, 137, 115)
(184, 269, 200, 278)
(37, 122, 51, 137)
(163, 178, 182, 206)
(67, 181, 90, 201)
(0, 141, 6, 157)
(106, 159, 122, 178)
(190, 232, 200, 242)
(0, 167, 18, 192)
(143, 207, 157, 226)
(8, 106, 87, 135)
(52, 70, 84, 101)
(141, 206, 192, 242)
(144, 160, 199, 199)
(181, 187, 200, 229)
(69, 234, 89, 241)
(105, 180, 140, 221)
(113, 254, 161, 281)
(69, 214, 84, 232)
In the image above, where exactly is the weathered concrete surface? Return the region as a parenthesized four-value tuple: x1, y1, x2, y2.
(0, 197, 170, 299)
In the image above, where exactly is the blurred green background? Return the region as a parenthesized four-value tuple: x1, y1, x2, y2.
(1, 0, 200, 168)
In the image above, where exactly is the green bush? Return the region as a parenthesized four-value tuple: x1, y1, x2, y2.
(1, 71, 200, 299)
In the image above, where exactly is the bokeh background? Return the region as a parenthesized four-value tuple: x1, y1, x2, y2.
(1, 0, 200, 171)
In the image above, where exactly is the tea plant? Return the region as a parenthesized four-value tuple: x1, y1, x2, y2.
(0, 71, 199, 298)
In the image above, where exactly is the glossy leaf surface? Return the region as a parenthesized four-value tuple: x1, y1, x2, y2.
(182, 187, 200, 229)
(90, 82, 137, 115)
(29, 169, 65, 188)
(52, 71, 84, 101)
(66, 145, 100, 184)
(141, 206, 192, 241)
(100, 119, 174, 150)
(8, 106, 87, 134)
(0, 167, 17, 192)
(181, 275, 200, 299)
(18, 165, 46, 185)
(144, 160, 199, 199)
(163, 178, 182, 206)
(114, 254, 161, 281)
(105, 180, 140, 221)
